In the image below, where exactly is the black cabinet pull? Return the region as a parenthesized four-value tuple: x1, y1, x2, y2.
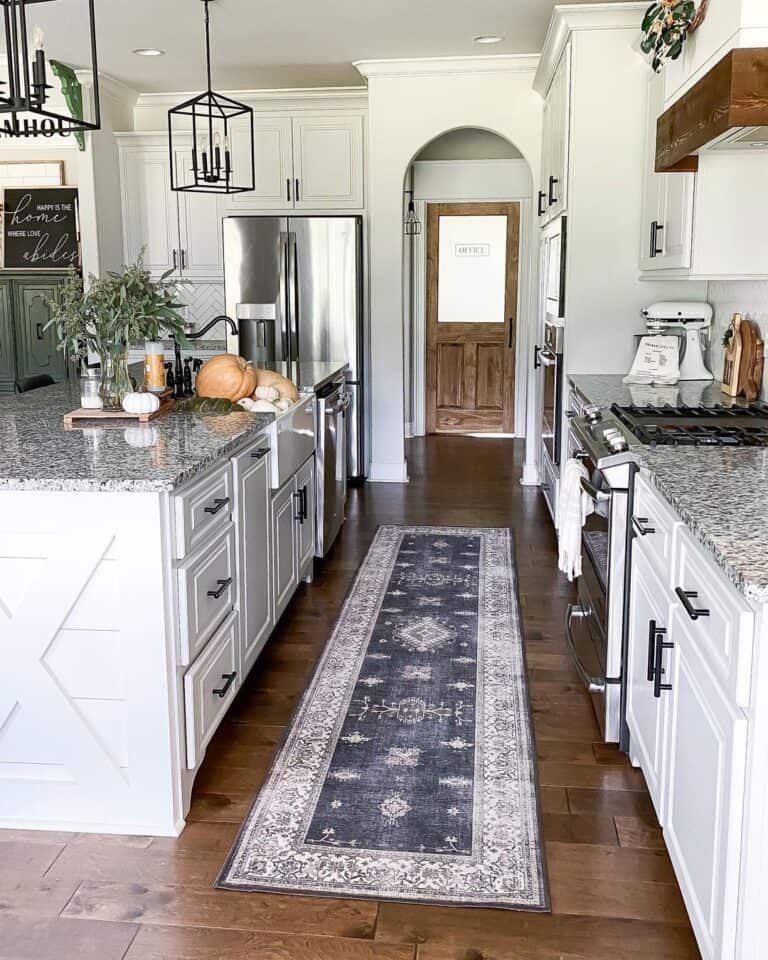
(632, 516, 656, 537)
(650, 221, 664, 258)
(207, 577, 232, 599)
(250, 446, 270, 460)
(295, 178, 300, 202)
(180, 249, 187, 271)
(293, 490, 303, 522)
(172, 249, 178, 270)
(286, 178, 292, 202)
(537, 190, 547, 217)
(212, 671, 237, 698)
(301, 485, 308, 521)
(534, 344, 541, 370)
(647, 619, 658, 682)
(675, 587, 710, 620)
(204, 496, 230, 515)
(548, 175, 559, 206)
(653, 629, 674, 698)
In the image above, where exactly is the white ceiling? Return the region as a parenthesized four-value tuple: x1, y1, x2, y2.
(33, 0, 627, 93)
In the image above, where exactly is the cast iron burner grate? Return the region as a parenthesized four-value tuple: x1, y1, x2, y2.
(611, 402, 768, 447)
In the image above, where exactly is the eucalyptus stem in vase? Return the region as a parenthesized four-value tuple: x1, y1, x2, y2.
(46, 252, 189, 410)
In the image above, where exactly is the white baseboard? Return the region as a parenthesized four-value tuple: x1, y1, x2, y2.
(404, 421, 414, 439)
(520, 462, 540, 486)
(368, 460, 410, 483)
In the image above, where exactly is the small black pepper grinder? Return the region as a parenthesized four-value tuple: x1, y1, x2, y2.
(192, 357, 203, 392)
(183, 358, 194, 397)
(165, 362, 175, 392)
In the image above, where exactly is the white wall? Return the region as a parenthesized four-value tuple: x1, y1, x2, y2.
(416, 128, 522, 161)
(355, 57, 542, 482)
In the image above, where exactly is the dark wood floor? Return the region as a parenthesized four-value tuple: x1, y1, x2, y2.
(0, 437, 701, 960)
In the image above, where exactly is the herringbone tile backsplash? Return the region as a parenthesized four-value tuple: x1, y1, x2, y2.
(178, 282, 226, 339)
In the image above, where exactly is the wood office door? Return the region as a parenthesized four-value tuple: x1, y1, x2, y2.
(426, 202, 519, 434)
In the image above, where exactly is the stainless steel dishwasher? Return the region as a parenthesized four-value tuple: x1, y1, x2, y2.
(315, 376, 350, 556)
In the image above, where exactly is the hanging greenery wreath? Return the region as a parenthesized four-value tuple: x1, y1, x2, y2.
(641, 0, 709, 73)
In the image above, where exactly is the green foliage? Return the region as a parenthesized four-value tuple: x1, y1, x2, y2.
(641, 1, 697, 73)
(46, 251, 189, 361)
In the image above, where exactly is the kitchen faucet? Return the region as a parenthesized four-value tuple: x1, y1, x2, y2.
(171, 316, 239, 397)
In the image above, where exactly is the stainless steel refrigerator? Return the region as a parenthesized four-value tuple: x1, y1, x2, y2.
(223, 216, 365, 480)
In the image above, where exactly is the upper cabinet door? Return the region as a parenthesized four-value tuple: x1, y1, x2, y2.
(639, 72, 694, 272)
(226, 114, 294, 210)
(121, 149, 180, 275)
(292, 115, 364, 209)
(174, 149, 224, 280)
(540, 47, 570, 225)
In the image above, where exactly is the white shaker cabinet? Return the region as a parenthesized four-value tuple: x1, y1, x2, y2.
(292, 115, 364, 209)
(538, 46, 570, 225)
(638, 73, 695, 272)
(626, 545, 673, 823)
(296, 454, 316, 574)
(227, 114, 294, 209)
(233, 442, 273, 679)
(664, 605, 748, 960)
(120, 146, 180, 275)
(271, 456, 316, 622)
(119, 137, 223, 281)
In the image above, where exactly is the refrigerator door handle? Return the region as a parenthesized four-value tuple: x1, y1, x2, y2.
(287, 231, 299, 362)
(278, 231, 290, 361)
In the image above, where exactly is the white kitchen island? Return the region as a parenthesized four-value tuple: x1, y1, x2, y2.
(0, 366, 344, 836)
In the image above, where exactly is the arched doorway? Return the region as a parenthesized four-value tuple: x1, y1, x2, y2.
(402, 127, 533, 438)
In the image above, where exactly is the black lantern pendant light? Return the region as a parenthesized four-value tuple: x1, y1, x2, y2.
(0, 0, 101, 137)
(404, 190, 421, 236)
(168, 0, 254, 194)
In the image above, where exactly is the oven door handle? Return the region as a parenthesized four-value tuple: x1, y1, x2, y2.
(580, 477, 612, 504)
(566, 605, 607, 695)
(538, 347, 557, 368)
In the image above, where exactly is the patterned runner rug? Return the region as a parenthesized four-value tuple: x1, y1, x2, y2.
(217, 525, 549, 910)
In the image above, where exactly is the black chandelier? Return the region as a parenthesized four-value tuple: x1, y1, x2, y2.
(404, 190, 422, 236)
(168, 0, 254, 194)
(0, 0, 101, 138)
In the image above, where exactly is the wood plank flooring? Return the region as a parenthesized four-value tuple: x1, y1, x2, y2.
(0, 437, 701, 960)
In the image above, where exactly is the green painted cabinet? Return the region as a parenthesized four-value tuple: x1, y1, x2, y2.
(0, 274, 67, 394)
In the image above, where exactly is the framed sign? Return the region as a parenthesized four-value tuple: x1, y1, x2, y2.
(2, 186, 80, 271)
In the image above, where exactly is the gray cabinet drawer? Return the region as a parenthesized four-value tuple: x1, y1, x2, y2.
(173, 463, 233, 560)
(184, 610, 239, 769)
(177, 524, 236, 666)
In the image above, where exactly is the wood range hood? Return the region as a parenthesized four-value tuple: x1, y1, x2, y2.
(656, 48, 768, 173)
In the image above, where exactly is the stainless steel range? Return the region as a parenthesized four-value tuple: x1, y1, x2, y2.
(567, 398, 768, 750)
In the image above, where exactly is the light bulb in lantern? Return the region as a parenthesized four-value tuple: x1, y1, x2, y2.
(33, 26, 45, 51)
(31, 25, 47, 95)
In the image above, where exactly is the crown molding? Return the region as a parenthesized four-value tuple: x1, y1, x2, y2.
(133, 85, 368, 111)
(534, 2, 647, 95)
(354, 55, 540, 81)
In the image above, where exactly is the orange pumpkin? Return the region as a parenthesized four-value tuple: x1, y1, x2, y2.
(255, 368, 300, 403)
(195, 354, 258, 402)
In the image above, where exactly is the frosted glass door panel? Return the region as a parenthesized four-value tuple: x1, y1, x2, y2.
(437, 215, 507, 324)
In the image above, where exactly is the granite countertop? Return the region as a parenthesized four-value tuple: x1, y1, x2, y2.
(0, 378, 274, 494)
(569, 375, 768, 604)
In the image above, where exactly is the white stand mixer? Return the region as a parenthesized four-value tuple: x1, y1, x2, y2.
(641, 302, 715, 381)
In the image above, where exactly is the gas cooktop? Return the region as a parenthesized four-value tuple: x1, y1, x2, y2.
(611, 402, 768, 447)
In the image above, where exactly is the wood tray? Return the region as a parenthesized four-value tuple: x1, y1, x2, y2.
(63, 390, 174, 425)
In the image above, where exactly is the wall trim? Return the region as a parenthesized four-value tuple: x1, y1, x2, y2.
(534, 2, 647, 95)
(369, 460, 410, 483)
(355, 55, 540, 81)
(134, 86, 368, 110)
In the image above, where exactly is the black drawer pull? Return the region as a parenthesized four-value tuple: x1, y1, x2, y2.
(675, 588, 710, 621)
(548, 175, 559, 206)
(537, 190, 547, 217)
(653, 630, 674, 698)
(250, 447, 270, 460)
(213, 671, 237, 698)
(207, 577, 232, 599)
(632, 516, 656, 537)
(204, 496, 230, 515)
(647, 619, 658, 682)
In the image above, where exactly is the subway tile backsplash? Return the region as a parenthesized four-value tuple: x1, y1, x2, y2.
(706, 281, 768, 397)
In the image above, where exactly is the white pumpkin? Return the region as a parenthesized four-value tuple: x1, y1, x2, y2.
(122, 392, 160, 415)
(274, 397, 292, 411)
(238, 397, 278, 414)
(253, 385, 280, 402)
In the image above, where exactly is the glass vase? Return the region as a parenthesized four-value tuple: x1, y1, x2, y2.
(99, 346, 132, 411)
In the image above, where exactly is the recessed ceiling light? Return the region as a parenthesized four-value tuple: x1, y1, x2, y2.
(133, 48, 165, 57)
(473, 35, 504, 44)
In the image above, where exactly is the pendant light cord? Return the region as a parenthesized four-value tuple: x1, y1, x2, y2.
(203, 0, 213, 92)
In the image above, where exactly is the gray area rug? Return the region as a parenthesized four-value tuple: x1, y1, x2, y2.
(217, 525, 550, 910)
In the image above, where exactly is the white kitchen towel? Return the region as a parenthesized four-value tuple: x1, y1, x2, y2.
(623, 335, 681, 385)
(557, 458, 594, 582)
